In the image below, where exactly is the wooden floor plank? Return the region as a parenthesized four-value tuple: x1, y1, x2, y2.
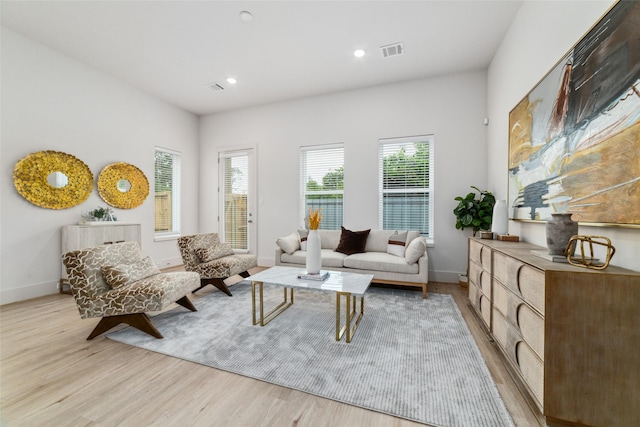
(0, 267, 539, 426)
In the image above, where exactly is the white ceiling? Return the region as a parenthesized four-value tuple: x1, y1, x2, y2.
(1, 1, 522, 115)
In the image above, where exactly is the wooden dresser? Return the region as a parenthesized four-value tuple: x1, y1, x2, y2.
(467, 237, 640, 427)
(60, 223, 142, 290)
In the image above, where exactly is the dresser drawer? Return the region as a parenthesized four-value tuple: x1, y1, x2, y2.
(478, 294, 491, 328)
(492, 308, 544, 409)
(470, 283, 491, 329)
(469, 260, 491, 298)
(493, 251, 545, 315)
(469, 239, 492, 272)
(468, 280, 481, 311)
(493, 282, 544, 360)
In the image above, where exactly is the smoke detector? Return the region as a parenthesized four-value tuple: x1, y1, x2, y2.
(381, 42, 404, 58)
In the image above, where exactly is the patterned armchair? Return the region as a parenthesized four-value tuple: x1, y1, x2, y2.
(177, 233, 257, 296)
(62, 241, 200, 340)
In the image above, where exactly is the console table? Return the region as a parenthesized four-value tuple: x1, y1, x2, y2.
(60, 223, 142, 293)
(467, 237, 639, 427)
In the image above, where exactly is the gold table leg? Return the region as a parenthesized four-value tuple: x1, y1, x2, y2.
(251, 281, 294, 326)
(336, 292, 364, 343)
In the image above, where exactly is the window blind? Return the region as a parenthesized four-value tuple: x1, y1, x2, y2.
(300, 144, 344, 230)
(154, 147, 181, 236)
(379, 136, 434, 242)
(219, 151, 249, 250)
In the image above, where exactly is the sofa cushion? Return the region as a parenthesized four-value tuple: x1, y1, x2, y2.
(387, 231, 408, 257)
(335, 226, 371, 255)
(343, 252, 419, 274)
(101, 256, 161, 289)
(405, 237, 426, 264)
(318, 229, 341, 249)
(276, 232, 300, 255)
(281, 249, 347, 268)
(364, 229, 396, 252)
(194, 242, 235, 262)
(298, 229, 308, 251)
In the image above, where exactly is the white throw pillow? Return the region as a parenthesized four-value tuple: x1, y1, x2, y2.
(386, 231, 408, 257)
(276, 232, 300, 255)
(405, 237, 426, 264)
(298, 229, 308, 251)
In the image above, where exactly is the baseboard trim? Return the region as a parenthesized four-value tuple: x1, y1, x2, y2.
(1, 280, 59, 306)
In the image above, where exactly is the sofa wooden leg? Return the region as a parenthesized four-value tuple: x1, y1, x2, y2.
(175, 295, 197, 312)
(422, 283, 427, 299)
(87, 313, 163, 340)
(239, 270, 251, 278)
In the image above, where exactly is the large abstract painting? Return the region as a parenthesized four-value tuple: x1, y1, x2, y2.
(508, 0, 640, 226)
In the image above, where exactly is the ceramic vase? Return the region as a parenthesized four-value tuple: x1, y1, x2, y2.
(306, 229, 322, 274)
(546, 213, 578, 256)
(491, 200, 508, 236)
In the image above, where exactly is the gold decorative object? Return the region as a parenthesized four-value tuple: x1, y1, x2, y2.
(13, 150, 93, 209)
(566, 235, 616, 270)
(97, 162, 149, 209)
(307, 208, 322, 230)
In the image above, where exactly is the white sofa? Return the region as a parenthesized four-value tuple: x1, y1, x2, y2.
(275, 229, 428, 298)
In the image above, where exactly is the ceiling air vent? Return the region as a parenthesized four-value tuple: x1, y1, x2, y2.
(207, 82, 225, 92)
(381, 42, 404, 58)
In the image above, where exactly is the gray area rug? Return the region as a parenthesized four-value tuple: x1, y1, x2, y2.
(107, 282, 513, 427)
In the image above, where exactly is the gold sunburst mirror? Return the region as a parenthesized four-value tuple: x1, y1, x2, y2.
(97, 162, 149, 209)
(13, 150, 94, 209)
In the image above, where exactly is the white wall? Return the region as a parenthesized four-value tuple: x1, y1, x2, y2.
(0, 27, 200, 304)
(200, 71, 490, 282)
(487, 0, 639, 272)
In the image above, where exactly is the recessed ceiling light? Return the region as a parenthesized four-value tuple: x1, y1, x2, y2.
(226, 77, 237, 84)
(239, 11, 253, 22)
(354, 49, 366, 58)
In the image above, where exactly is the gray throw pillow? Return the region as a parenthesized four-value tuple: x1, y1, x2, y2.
(387, 231, 408, 257)
(298, 229, 308, 251)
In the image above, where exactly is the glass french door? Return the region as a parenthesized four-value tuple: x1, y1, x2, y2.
(219, 149, 255, 253)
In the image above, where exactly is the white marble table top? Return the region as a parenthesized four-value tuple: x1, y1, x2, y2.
(249, 266, 373, 296)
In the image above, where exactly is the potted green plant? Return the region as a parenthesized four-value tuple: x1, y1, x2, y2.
(453, 186, 496, 237)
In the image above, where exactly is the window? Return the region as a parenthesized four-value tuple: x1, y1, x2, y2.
(300, 144, 344, 229)
(154, 147, 181, 239)
(379, 136, 434, 244)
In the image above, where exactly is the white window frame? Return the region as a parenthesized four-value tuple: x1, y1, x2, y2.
(300, 143, 344, 230)
(154, 146, 182, 241)
(378, 135, 435, 245)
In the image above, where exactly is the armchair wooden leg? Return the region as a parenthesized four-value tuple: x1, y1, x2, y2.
(193, 278, 233, 296)
(87, 313, 163, 340)
(239, 270, 251, 279)
(175, 295, 197, 312)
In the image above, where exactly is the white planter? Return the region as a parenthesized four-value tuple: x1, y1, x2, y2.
(305, 229, 322, 274)
(458, 273, 468, 288)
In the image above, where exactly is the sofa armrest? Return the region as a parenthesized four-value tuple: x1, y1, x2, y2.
(274, 247, 284, 266)
(417, 252, 428, 282)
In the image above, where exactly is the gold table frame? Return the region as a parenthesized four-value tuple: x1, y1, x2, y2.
(251, 281, 365, 343)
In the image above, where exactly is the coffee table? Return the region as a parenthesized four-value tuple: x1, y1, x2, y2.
(249, 266, 373, 343)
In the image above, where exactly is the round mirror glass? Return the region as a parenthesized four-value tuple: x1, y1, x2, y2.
(47, 171, 69, 188)
(116, 179, 132, 193)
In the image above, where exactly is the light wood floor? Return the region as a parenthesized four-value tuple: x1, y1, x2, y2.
(0, 267, 540, 427)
